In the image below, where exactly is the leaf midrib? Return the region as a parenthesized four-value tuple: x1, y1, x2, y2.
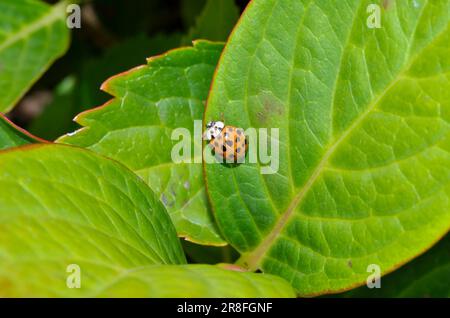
(240, 3, 449, 270)
(0, 1, 65, 53)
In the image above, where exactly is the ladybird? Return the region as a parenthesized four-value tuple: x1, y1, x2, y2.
(204, 121, 247, 163)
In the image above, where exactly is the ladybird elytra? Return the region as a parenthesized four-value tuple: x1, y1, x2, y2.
(204, 121, 248, 163)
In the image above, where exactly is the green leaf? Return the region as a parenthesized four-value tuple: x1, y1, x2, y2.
(0, 113, 41, 150)
(95, 265, 296, 298)
(1, 260, 294, 297)
(0, 0, 70, 112)
(205, 0, 450, 296)
(181, 0, 240, 44)
(0, 144, 186, 296)
(0, 146, 293, 298)
(337, 234, 450, 297)
(58, 41, 226, 246)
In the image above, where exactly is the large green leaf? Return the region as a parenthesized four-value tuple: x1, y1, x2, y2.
(205, 0, 450, 296)
(95, 265, 295, 298)
(0, 145, 294, 298)
(0, 113, 41, 150)
(181, 0, 240, 44)
(1, 260, 294, 297)
(58, 41, 226, 246)
(337, 234, 450, 297)
(0, 0, 70, 112)
(0, 144, 186, 296)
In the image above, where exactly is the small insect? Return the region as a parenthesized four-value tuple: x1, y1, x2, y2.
(204, 121, 248, 163)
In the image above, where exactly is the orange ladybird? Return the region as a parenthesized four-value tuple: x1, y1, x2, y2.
(204, 121, 247, 163)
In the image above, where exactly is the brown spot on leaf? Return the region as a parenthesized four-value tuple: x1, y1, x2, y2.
(383, 0, 392, 9)
(256, 93, 285, 124)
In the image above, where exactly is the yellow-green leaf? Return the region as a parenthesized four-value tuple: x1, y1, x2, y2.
(59, 41, 226, 246)
(0, 113, 41, 150)
(0, 144, 186, 296)
(205, 0, 450, 296)
(0, 0, 70, 112)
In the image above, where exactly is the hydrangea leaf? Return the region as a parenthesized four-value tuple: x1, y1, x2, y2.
(1, 261, 294, 297)
(58, 41, 226, 246)
(205, 0, 450, 296)
(0, 113, 42, 150)
(95, 265, 295, 298)
(0, 144, 186, 294)
(0, 144, 294, 297)
(0, 0, 70, 112)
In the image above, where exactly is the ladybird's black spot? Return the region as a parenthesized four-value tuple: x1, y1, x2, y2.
(237, 130, 242, 135)
(228, 127, 233, 132)
(237, 147, 241, 153)
(226, 140, 233, 147)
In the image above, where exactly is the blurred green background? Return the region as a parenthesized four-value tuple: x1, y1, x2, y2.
(8, 0, 249, 140)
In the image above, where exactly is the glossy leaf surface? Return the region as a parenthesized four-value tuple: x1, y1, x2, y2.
(205, 0, 450, 295)
(59, 41, 226, 245)
(0, 144, 186, 296)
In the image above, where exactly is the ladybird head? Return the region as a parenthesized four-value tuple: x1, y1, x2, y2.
(204, 121, 224, 140)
